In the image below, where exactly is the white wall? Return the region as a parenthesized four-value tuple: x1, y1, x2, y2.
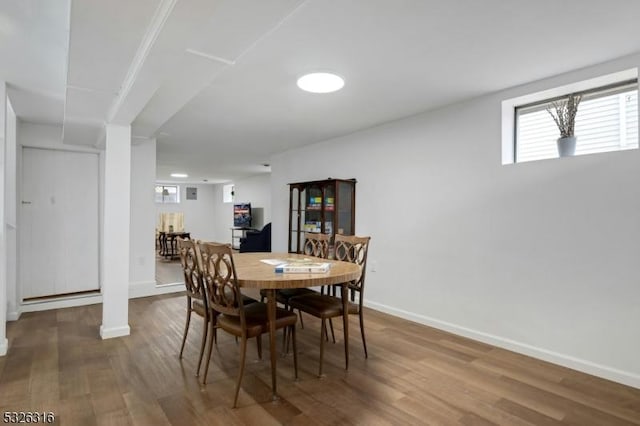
(0, 84, 8, 355)
(271, 54, 640, 388)
(130, 139, 156, 290)
(210, 183, 232, 243)
(5, 98, 17, 322)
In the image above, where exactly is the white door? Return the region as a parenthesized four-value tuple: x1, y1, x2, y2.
(20, 147, 100, 299)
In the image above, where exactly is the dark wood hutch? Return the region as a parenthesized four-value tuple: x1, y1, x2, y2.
(288, 178, 356, 254)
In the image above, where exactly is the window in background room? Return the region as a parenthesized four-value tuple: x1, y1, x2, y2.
(155, 184, 180, 203)
(223, 183, 235, 203)
(515, 80, 638, 163)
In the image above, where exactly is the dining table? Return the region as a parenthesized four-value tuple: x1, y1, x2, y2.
(233, 252, 361, 401)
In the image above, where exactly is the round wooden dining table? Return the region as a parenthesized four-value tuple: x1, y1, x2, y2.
(233, 252, 361, 400)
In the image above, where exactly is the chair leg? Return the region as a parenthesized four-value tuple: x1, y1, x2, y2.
(329, 318, 336, 343)
(282, 326, 290, 353)
(256, 335, 262, 359)
(233, 336, 248, 408)
(341, 283, 350, 371)
(196, 314, 209, 377)
(179, 302, 192, 358)
(319, 318, 326, 377)
(202, 320, 216, 384)
(291, 325, 298, 379)
(298, 309, 305, 329)
(213, 318, 218, 344)
(359, 310, 368, 358)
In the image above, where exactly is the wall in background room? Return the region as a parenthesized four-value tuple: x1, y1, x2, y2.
(270, 53, 640, 387)
(155, 183, 218, 242)
(233, 173, 272, 230)
(208, 173, 272, 244)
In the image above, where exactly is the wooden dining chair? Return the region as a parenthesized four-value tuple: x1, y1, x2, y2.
(177, 237, 210, 377)
(288, 234, 371, 376)
(197, 242, 299, 407)
(276, 233, 331, 315)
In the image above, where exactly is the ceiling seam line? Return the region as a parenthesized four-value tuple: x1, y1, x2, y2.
(105, 0, 178, 125)
(208, 0, 312, 77)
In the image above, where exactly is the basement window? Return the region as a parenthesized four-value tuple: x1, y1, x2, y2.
(223, 184, 235, 203)
(155, 185, 180, 203)
(502, 69, 639, 164)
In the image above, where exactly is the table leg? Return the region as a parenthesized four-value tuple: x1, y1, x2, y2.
(266, 289, 278, 401)
(341, 283, 349, 370)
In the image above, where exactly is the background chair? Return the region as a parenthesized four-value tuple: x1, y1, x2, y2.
(239, 223, 271, 252)
(288, 234, 371, 376)
(275, 232, 331, 310)
(177, 237, 210, 377)
(197, 242, 298, 407)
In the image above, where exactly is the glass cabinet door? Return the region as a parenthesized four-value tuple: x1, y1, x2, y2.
(336, 180, 354, 235)
(322, 183, 335, 235)
(289, 185, 308, 253)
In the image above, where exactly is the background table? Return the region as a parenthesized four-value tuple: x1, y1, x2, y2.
(158, 231, 190, 259)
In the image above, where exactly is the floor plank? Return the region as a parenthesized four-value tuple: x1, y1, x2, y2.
(2, 294, 639, 425)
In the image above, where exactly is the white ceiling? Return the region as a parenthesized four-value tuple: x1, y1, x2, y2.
(3, 0, 640, 183)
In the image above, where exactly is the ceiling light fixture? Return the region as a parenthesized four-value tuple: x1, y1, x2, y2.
(297, 72, 344, 93)
(171, 173, 188, 178)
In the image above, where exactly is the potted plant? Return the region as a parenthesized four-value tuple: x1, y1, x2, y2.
(546, 93, 582, 157)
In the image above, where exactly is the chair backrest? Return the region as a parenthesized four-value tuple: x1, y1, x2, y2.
(303, 233, 331, 259)
(333, 234, 371, 298)
(196, 241, 245, 320)
(177, 237, 205, 301)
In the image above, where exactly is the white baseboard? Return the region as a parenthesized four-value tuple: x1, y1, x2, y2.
(16, 282, 183, 316)
(365, 300, 640, 390)
(129, 280, 183, 299)
(129, 280, 157, 298)
(20, 293, 103, 314)
(0, 338, 7, 356)
(100, 324, 131, 339)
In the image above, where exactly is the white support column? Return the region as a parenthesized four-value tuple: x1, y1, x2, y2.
(0, 83, 8, 355)
(100, 124, 131, 339)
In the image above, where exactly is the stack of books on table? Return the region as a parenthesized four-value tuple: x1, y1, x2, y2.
(269, 258, 331, 274)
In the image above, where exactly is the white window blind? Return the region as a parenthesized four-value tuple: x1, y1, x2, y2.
(516, 85, 638, 163)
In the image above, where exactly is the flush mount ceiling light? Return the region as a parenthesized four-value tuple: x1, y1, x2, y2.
(297, 72, 344, 93)
(170, 173, 188, 178)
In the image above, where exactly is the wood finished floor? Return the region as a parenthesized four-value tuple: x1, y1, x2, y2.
(2, 293, 640, 426)
(155, 256, 183, 285)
